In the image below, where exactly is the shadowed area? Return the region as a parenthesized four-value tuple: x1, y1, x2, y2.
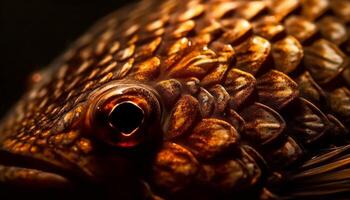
(0, 0, 134, 119)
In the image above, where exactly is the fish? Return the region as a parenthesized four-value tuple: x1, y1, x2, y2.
(0, 0, 350, 199)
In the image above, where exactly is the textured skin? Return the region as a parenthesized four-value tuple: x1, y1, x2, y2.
(0, 0, 350, 199)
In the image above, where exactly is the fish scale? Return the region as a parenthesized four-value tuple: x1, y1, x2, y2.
(0, 0, 350, 199)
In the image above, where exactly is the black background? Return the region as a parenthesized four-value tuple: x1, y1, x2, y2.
(0, 0, 133, 118)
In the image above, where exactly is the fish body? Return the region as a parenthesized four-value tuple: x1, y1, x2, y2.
(1, 0, 350, 199)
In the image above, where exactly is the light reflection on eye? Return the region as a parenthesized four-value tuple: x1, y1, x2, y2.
(85, 83, 162, 148)
(108, 101, 145, 136)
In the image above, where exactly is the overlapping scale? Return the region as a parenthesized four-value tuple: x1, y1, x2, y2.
(2, 0, 350, 199)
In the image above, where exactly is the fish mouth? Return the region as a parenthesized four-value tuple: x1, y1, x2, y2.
(0, 167, 77, 198)
(0, 169, 95, 200)
(0, 177, 103, 200)
(0, 149, 110, 200)
(0, 147, 150, 199)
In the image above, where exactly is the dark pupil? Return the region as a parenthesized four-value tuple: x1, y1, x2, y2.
(108, 102, 144, 135)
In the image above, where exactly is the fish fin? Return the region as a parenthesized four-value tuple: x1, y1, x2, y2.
(277, 144, 350, 199)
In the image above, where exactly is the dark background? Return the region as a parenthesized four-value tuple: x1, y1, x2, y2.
(0, 0, 134, 118)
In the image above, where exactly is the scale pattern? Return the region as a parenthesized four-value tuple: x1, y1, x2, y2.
(0, 0, 350, 199)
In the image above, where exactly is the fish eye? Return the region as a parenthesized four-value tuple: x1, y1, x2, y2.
(108, 101, 144, 136)
(85, 84, 161, 148)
